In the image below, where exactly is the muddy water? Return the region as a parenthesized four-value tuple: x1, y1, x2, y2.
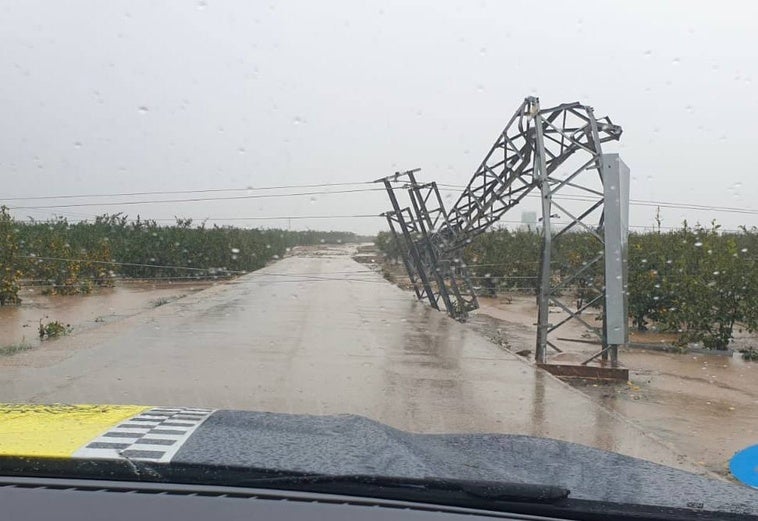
(580, 349, 758, 477)
(0, 282, 212, 349)
(0, 246, 708, 476)
(473, 293, 758, 477)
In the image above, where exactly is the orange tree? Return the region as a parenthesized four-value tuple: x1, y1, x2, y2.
(659, 223, 758, 349)
(463, 228, 541, 294)
(376, 221, 758, 351)
(0, 207, 22, 304)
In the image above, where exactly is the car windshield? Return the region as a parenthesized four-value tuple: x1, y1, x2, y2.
(1, 0, 757, 516)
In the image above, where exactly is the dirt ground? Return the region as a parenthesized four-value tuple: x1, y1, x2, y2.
(471, 293, 758, 478)
(0, 281, 213, 351)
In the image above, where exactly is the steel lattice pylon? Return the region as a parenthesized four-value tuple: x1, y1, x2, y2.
(379, 96, 629, 367)
(380, 169, 478, 316)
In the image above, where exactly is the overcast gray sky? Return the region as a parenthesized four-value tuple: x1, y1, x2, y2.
(0, 0, 756, 234)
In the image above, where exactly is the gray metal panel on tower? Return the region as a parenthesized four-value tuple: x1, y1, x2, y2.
(602, 154, 630, 346)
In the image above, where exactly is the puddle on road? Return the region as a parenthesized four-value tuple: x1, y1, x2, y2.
(470, 293, 758, 477)
(576, 349, 758, 477)
(0, 282, 212, 350)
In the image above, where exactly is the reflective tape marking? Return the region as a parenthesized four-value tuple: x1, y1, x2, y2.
(74, 407, 213, 462)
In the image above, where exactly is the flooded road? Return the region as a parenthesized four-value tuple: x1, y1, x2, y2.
(0, 245, 709, 475)
(579, 349, 758, 478)
(0, 283, 211, 349)
(472, 294, 758, 479)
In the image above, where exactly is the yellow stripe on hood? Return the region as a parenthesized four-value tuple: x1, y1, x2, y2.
(0, 404, 149, 458)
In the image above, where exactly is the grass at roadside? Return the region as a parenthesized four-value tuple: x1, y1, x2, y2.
(0, 341, 33, 356)
(151, 297, 172, 307)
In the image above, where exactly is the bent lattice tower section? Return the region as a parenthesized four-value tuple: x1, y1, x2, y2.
(378, 96, 629, 367)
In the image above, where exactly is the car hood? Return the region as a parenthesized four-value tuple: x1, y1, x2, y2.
(0, 404, 756, 516)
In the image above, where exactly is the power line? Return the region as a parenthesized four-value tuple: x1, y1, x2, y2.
(149, 214, 381, 221)
(5, 187, 386, 210)
(4, 178, 756, 217)
(10, 211, 751, 234)
(0, 181, 376, 201)
(469, 275, 538, 279)
(18, 269, 379, 283)
(17, 255, 384, 277)
(18, 276, 389, 289)
(16, 255, 247, 273)
(436, 184, 758, 216)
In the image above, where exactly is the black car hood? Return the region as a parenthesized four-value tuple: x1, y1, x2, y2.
(0, 405, 756, 515)
(180, 410, 757, 515)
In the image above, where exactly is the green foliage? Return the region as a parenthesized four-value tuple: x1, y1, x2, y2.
(552, 231, 603, 307)
(463, 229, 542, 293)
(625, 222, 758, 349)
(38, 320, 72, 339)
(656, 223, 758, 349)
(374, 221, 758, 350)
(0, 212, 359, 298)
(0, 206, 22, 305)
(375, 231, 405, 263)
(0, 341, 32, 356)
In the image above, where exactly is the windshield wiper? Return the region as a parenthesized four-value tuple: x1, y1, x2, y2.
(0, 455, 567, 510)
(0, 457, 752, 520)
(234, 473, 570, 504)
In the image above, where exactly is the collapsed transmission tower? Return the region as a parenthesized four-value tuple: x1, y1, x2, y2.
(379, 96, 629, 367)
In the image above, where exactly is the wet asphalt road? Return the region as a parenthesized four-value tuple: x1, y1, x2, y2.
(0, 245, 705, 474)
